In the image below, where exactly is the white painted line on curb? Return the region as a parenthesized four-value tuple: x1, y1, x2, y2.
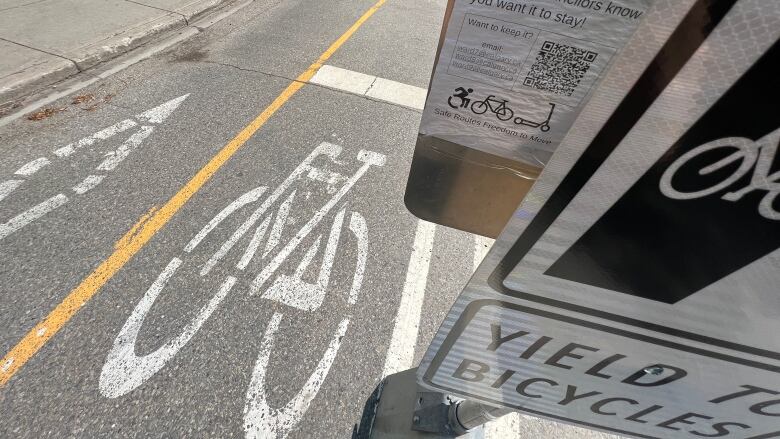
(310, 65, 377, 96)
(473, 235, 494, 272)
(310, 65, 427, 110)
(366, 77, 427, 111)
(382, 219, 436, 377)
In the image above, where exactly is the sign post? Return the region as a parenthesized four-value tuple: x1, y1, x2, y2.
(415, 0, 780, 438)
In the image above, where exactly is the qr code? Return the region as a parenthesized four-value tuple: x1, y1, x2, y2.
(523, 41, 598, 97)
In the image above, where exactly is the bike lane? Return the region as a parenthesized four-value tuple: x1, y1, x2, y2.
(0, 0, 383, 377)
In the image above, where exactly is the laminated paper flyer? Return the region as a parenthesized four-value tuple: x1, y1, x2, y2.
(420, 0, 652, 165)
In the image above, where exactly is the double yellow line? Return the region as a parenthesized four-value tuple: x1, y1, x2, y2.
(0, 0, 387, 387)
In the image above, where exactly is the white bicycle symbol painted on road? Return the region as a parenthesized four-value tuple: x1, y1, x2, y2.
(99, 142, 385, 438)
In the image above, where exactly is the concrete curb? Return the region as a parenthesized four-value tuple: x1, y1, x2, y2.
(0, 0, 254, 127)
(0, 0, 240, 108)
(0, 50, 80, 107)
(70, 13, 188, 72)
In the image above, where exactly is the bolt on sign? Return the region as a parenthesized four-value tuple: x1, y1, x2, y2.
(418, 1, 780, 438)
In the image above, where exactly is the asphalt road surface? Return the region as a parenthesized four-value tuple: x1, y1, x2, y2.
(0, 0, 618, 437)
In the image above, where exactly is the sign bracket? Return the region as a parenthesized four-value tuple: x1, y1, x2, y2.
(355, 368, 512, 438)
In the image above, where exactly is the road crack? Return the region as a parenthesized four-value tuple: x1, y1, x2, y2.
(125, 0, 189, 25)
(197, 60, 304, 84)
(195, 60, 422, 113)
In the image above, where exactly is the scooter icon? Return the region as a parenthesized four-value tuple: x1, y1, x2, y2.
(514, 102, 555, 132)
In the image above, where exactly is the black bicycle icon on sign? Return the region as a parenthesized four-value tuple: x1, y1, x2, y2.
(471, 95, 514, 121)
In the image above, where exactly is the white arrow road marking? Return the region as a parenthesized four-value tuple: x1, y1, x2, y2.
(95, 125, 155, 172)
(72, 175, 106, 195)
(53, 119, 139, 158)
(15, 158, 51, 176)
(0, 95, 189, 242)
(0, 194, 69, 241)
(135, 94, 190, 124)
(0, 180, 23, 203)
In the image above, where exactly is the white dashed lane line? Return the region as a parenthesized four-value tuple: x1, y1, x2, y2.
(309, 65, 427, 110)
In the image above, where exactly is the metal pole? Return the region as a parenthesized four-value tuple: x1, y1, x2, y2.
(364, 368, 515, 438)
(447, 400, 514, 434)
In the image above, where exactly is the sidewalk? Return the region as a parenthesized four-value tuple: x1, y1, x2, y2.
(0, 0, 233, 108)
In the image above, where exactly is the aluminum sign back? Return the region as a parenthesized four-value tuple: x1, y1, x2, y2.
(418, 1, 780, 438)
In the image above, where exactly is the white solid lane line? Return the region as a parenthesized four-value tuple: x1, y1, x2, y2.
(309, 65, 427, 110)
(382, 219, 436, 377)
(473, 235, 493, 271)
(474, 233, 524, 439)
(382, 228, 521, 437)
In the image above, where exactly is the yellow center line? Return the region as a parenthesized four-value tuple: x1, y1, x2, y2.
(0, 0, 387, 387)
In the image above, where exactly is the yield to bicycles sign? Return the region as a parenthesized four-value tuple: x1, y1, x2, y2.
(418, 1, 780, 438)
